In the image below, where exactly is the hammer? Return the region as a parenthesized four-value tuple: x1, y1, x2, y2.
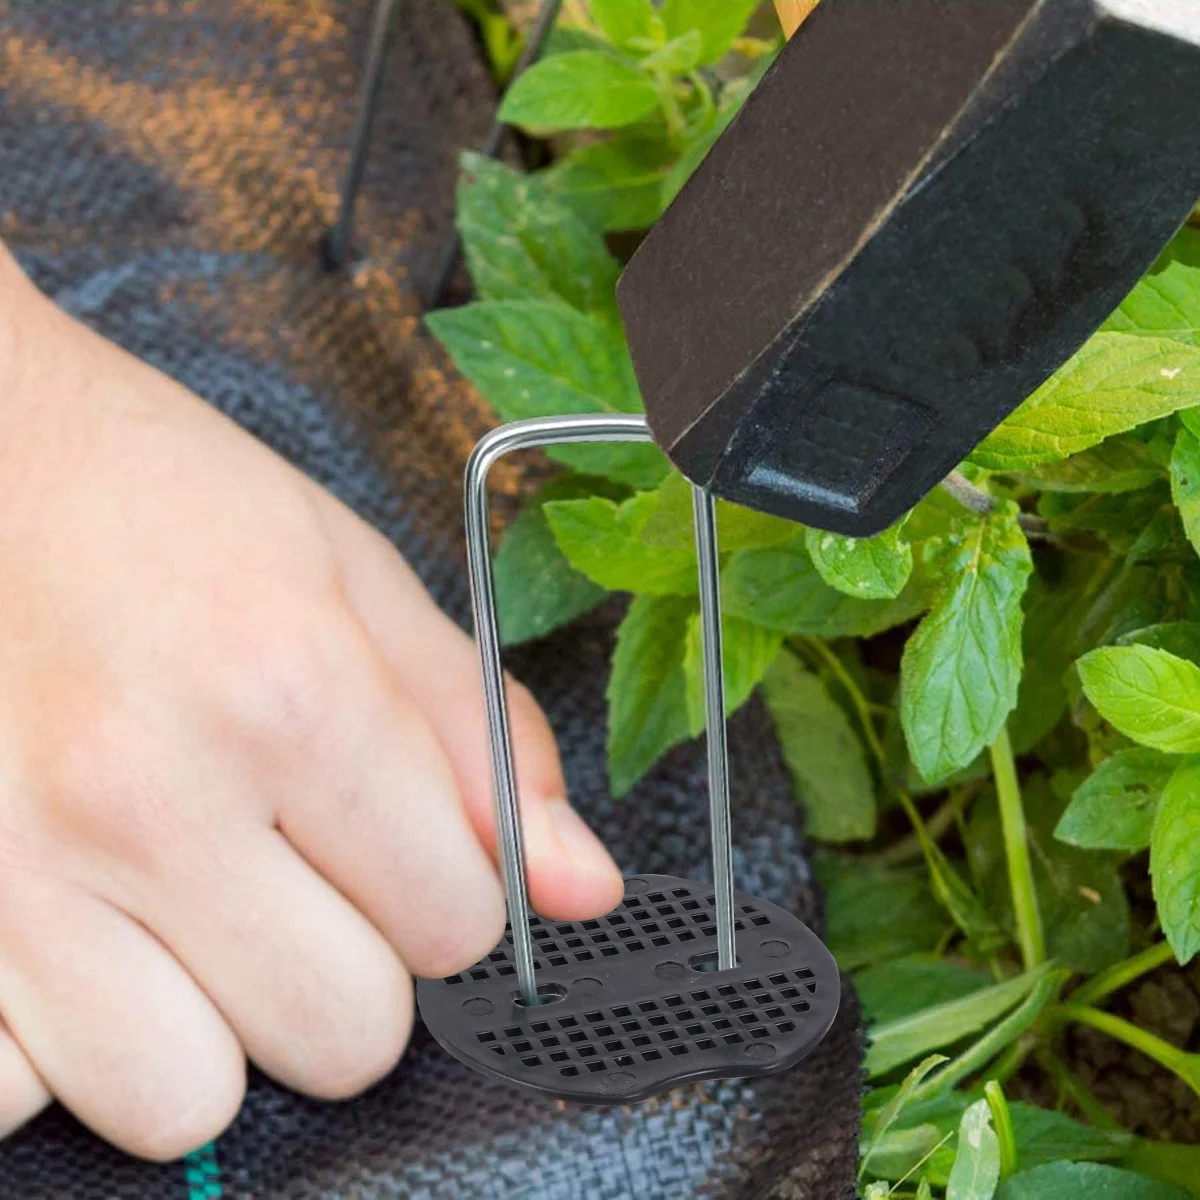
(617, 0, 1200, 537)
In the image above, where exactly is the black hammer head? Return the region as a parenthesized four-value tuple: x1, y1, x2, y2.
(617, 0, 1200, 536)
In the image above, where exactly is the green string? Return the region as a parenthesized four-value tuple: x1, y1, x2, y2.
(183, 1143, 222, 1200)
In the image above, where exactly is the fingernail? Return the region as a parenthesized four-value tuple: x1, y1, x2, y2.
(545, 800, 619, 878)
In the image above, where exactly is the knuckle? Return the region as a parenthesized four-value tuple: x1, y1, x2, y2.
(44, 712, 182, 866)
(215, 612, 370, 764)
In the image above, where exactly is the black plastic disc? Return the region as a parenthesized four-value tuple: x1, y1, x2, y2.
(415, 874, 841, 1104)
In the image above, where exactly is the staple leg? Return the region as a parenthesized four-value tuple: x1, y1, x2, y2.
(692, 487, 737, 971)
(324, 0, 399, 270)
(464, 414, 654, 1007)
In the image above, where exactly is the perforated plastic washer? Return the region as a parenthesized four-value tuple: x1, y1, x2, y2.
(416, 874, 840, 1104)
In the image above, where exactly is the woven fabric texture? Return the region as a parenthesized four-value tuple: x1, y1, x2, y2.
(0, 3, 862, 1196)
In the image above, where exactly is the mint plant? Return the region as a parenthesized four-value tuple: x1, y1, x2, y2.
(429, 3, 1200, 1195)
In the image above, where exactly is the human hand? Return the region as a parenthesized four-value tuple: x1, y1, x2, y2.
(0, 249, 623, 1157)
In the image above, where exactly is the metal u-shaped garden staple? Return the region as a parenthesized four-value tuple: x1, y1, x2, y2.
(415, 414, 840, 1105)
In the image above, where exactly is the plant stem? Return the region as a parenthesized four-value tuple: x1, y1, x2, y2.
(655, 73, 686, 139)
(989, 1033, 1035, 1084)
(989, 725, 1045, 971)
(984, 1081, 1019, 1181)
(802, 636, 887, 769)
(1033, 1049, 1121, 1130)
(871, 787, 973, 866)
(940, 472, 1051, 538)
(1053, 1004, 1200, 1100)
(1068, 940, 1175, 1009)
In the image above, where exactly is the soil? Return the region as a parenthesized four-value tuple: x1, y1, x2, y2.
(1012, 860, 1200, 1142)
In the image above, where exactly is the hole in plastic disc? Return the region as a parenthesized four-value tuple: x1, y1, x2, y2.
(514, 983, 568, 1008)
(688, 951, 742, 973)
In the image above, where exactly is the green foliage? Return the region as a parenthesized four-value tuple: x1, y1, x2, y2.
(1151, 757, 1200, 964)
(499, 50, 661, 129)
(818, 856, 948, 971)
(854, 956, 991, 1027)
(763, 651, 876, 842)
(805, 520, 914, 600)
(426, 299, 666, 488)
(998, 1162, 1188, 1200)
(901, 505, 1032, 784)
(455, 152, 620, 314)
(427, 10, 1200, 1192)
(968, 780, 1130, 974)
(947, 1100, 1001, 1200)
(971, 335, 1200, 470)
(1055, 749, 1176, 853)
(494, 475, 623, 645)
(605, 593, 694, 797)
(865, 967, 1051, 1079)
(683, 612, 780, 735)
(1078, 645, 1200, 754)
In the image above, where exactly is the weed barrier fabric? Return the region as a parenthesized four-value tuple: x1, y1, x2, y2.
(0, 2, 862, 1196)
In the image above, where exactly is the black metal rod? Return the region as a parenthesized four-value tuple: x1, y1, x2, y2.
(424, 0, 562, 308)
(325, 0, 400, 269)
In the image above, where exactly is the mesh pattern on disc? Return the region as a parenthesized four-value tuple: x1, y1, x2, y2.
(417, 875, 840, 1104)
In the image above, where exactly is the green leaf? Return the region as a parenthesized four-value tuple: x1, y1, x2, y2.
(1122, 1140, 1200, 1200)
(545, 491, 698, 595)
(606, 594, 695, 796)
(817, 854, 948, 971)
(1171, 425, 1200, 560)
(972, 333, 1200, 470)
(683, 613, 781, 735)
(861, 1055, 950, 1181)
(660, 0, 759, 65)
(805, 521, 913, 600)
(587, 0, 656, 47)
(947, 1100, 1000, 1200)
(638, 471, 797, 554)
(1026, 436, 1166, 494)
(901, 504, 1032, 784)
(762, 651, 876, 842)
(544, 473, 796, 599)
(425, 300, 667, 488)
(998, 1162, 1189, 1200)
(1006, 1103, 1130, 1171)
(1077, 645, 1200, 754)
(864, 1125, 948, 1185)
(1054, 748, 1177, 853)
(543, 136, 672, 232)
(865, 967, 1049, 1079)
(877, 1101, 1133, 1189)
(1104, 227, 1200, 348)
(1120, 621, 1200, 665)
(1151, 756, 1200, 964)
(494, 475, 624, 645)
(722, 535, 931, 639)
(455, 152, 620, 315)
(640, 29, 702, 74)
(854, 956, 991, 1027)
(498, 50, 660, 131)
